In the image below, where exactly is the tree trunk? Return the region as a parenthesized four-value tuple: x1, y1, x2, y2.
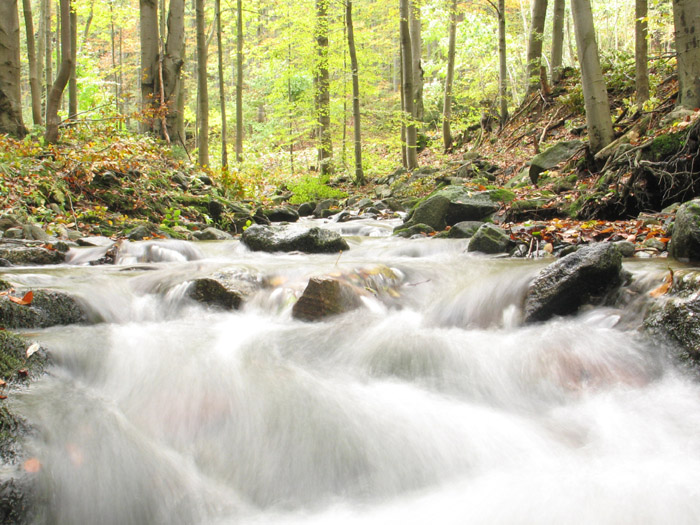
(139, 0, 158, 132)
(498, 0, 508, 125)
(163, 0, 185, 141)
(44, 0, 72, 143)
(68, 4, 77, 120)
(236, 0, 243, 162)
(525, 0, 548, 97)
(22, 0, 42, 125)
(44, 0, 52, 119)
(83, 0, 94, 41)
(672, 0, 700, 110)
(0, 0, 26, 137)
(551, 0, 565, 84)
(215, 0, 227, 168)
(316, 0, 332, 176)
(195, 0, 209, 166)
(400, 0, 417, 170)
(346, 0, 364, 185)
(409, 0, 423, 122)
(442, 0, 457, 152)
(635, 0, 649, 110)
(571, 0, 613, 153)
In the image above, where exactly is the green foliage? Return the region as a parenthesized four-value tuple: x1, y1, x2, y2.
(287, 175, 348, 205)
(161, 207, 182, 229)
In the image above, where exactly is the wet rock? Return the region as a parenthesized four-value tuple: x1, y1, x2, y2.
(394, 224, 435, 238)
(447, 221, 485, 239)
(262, 206, 300, 223)
(467, 224, 512, 254)
(646, 294, 700, 363)
(0, 290, 87, 329)
(21, 225, 52, 242)
(614, 240, 636, 258)
(0, 217, 20, 232)
(528, 140, 584, 185)
(395, 195, 450, 234)
(313, 199, 339, 218)
(77, 236, 115, 248)
(126, 224, 162, 241)
(292, 277, 363, 321)
(524, 243, 623, 323)
(431, 187, 500, 224)
(242, 225, 349, 254)
(0, 246, 65, 266)
(2, 229, 22, 240)
(297, 202, 316, 217)
(188, 278, 255, 310)
(669, 199, 700, 261)
(192, 227, 233, 241)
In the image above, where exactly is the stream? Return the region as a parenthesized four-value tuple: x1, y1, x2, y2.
(4, 217, 700, 524)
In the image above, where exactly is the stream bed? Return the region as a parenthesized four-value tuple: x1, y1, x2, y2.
(3, 218, 700, 524)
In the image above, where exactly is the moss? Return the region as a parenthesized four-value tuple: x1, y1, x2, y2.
(0, 280, 9, 292)
(648, 132, 685, 161)
(0, 332, 26, 382)
(488, 188, 516, 203)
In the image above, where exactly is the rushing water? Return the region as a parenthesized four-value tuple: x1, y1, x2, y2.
(3, 218, 700, 524)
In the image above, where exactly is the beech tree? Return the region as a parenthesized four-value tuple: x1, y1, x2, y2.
(525, 0, 548, 97)
(45, 0, 73, 143)
(551, 0, 565, 84)
(0, 0, 26, 137)
(163, 0, 185, 141)
(400, 0, 418, 170)
(571, 0, 613, 153)
(346, 0, 364, 185)
(672, 0, 700, 110)
(635, 0, 649, 109)
(316, 0, 332, 176)
(22, 0, 42, 125)
(442, 0, 458, 152)
(195, 0, 209, 166)
(139, 0, 158, 132)
(236, 0, 243, 162)
(409, 0, 424, 123)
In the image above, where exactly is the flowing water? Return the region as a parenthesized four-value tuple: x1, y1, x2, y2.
(3, 218, 700, 524)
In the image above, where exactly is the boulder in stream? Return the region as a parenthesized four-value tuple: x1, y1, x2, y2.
(524, 243, 623, 323)
(467, 224, 512, 254)
(0, 245, 65, 266)
(0, 290, 87, 329)
(188, 277, 256, 310)
(242, 225, 349, 254)
(292, 277, 363, 321)
(668, 199, 700, 261)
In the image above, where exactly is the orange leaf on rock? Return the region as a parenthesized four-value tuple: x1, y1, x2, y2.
(650, 270, 674, 298)
(8, 291, 33, 306)
(23, 458, 41, 473)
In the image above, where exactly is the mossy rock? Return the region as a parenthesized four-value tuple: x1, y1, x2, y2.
(0, 291, 87, 330)
(647, 132, 685, 162)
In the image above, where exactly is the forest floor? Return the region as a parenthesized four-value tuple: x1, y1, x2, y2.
(1, 61, 699, 255)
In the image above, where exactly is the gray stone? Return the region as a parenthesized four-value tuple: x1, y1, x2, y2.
(669, 199, 700, 261)
(430, 187, 500, 224)
(22, 224, 52, 242)
(242, 225, 349, 253)
(2, 229, 22, 240)
(467, 224, 512, 254)
(0, 290, 87, 329)
(447, 221, 484, 239)
(395, 195, 450, 235)
(523, 243, 623, 323)
(193, 227, 233, 241)
(528, 140, 584, 185)
(188, 277, 254, 310)
(262, 206, 300, 223)
(172, 172, 189, 190)
(614, 241, 636, 258)
(394, 224, 435, 238)
(77, 236, 115, 247)
(292, 277, 363, 322)
(297, 202, 316, 217)
(313, 199, 339, 218)
(0, 246, 65, 265)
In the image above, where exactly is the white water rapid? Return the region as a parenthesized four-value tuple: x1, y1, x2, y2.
(4, 218, 700, 524)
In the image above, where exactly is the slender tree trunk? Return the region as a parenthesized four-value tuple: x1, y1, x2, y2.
(315, 0, 332, 176)
(525, 0, 548, 97)
(571, 0, 613, 153)
(215, 0, 227, 168)
(498, 0, 508, 125)
(83, 0, 94, 41)
(672, 0, 700, 110)
(236, 0, 243, 162)
(44, 0, 53, 118)
(399, 44, 407, 167)
(195, 0, 209, 166)
(163, 0, 185, 140)
(110, 1, 118, 116)
(409, 0, 423, 122)
(635, 0, 649, 110)
(22, 0, 43, 125)
(68, 4, 77, 119)
(0, 0, 26, 137)
(551, 0, 565, 84)
(442, 0, 457, 152)
(45, 0, 72, 143)
(400, 0, 417, 170)
(139, 0, 158, 132)
(346, 0, 364, 185)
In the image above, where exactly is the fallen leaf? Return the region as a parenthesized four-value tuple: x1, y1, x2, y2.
(649, 269, 674, 298)
(23, 458, 41, 473)
(26, 342, 40, 359)
(0, 395, 6, 400)
(8, 291, 33, 306)
(17, 369, 28, 378)
(0, 380, 6, 388)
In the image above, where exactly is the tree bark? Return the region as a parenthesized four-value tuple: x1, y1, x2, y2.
(672, 0, 700, 110)
(442, 0, 457, 152)
(22, 0, 42, 125)
(163, 0, 185, 140)
(195, 0, 209, 166)
(44, 0, 72, 143)
(44, 0, 52, 118)
(400, 0, 417, 170)
(498, 0, 508, 125)
(346, 0, 364, 185)
(139, 0, 158, 132)
(236, 0, 243, 162)
(635, 0, 649, 110)
(409, 0, 423, 122)
(316, 0, 332, 176)
(525, 0, 548, 97)
(0, 0, 26, 137)
(551, 0, 565, 84)
(69, 4, 77, 120)
(571, 0, 613, 153)
(215, 0, 227, 168)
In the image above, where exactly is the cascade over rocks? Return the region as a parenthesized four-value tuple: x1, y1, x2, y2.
(0, 290, 87, 329)
(524, 243, 623, 323)
(242, 225, 349, 253)
(668, 199, 700, 261)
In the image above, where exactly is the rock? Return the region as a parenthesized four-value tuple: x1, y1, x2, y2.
(528, 140, 584, 185)
(77, 236, 115, 247)
(394, 224, 435, 238)
(0, 290, 87, 329)
(2, 229, 22, 240)
(505, 199, 563, 222)
(431, 187, 500, 224)
(172, 172, 189, 190)
(188, 277, 254, 310)
(523, 243, 623, 323)
(467, 224, 512, 254)
(669, 199, 700, 261)
(292, 277, 363, 321)
(0, 246, 65, 266)
(242, 225, 349, 253)
(127, 224, 161, 241)
(262, 206, 300, 223)
(0, 217, 20, 232)
(199, 175, 213, 186)
(313, 199, 339, 218)
(395, 195, 450, 234)
(356, 198, 373, 210)
(614, 240, 636, 258)
(447, 221, 484, 239)
(642, 238, 667, 251)
(297, 202, 316, 217)
(21, 225, 52, 242)
(192, 227, 233, 241)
